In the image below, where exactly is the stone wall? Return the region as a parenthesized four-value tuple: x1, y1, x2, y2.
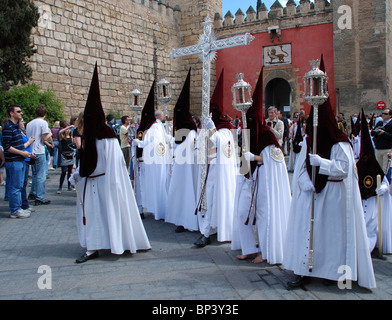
(31, 0, 183, 119)
(333, 0, 388, 116)
(28, 0, 391, 120)
(387, 0, 392, 109)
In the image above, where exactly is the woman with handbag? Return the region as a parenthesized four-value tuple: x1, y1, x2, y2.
(57, 123, 76, 194)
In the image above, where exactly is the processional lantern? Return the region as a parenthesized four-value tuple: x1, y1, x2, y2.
(231, 73, 253, 130)
(303, 60, 329, 106)
(303, 59, 328, 273)
(157, 74, 171, 120)
(129, 85, 143, 123)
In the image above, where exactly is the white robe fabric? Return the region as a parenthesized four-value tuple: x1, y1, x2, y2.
(362, 177, 392, 254)
(231, 174, 257, 255)
(165, 130, 199, 231)
(198, 128, 237, 242)
(283, 140, 376, 289)
(131, 145, 143, 213)
(75, 138, 151, 254)
(137, 120, 168, 220)
(352, 135, 360, 159)
(288, 123, 302, 172)
(254, 145, 291, 264)
(232, 145, 292, 263)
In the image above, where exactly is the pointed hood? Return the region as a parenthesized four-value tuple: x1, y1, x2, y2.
(210, 69, 233, 130)
(305, 55, 350, 193)
(246, 68, 280, 174)
(173, 68, 196, 143)
(356, 109, 384, 200)
(79, 63, 117, 177)
(355, 111, 361, 135)
(136, 80, 156, 158)
(246, 68, 280, 156)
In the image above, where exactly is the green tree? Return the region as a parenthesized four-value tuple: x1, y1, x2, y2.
(0, 83, 65, 126)
(0, 0, 39, 91)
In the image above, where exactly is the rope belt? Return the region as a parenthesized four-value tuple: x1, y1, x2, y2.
(327, 179, 343, 182)
(245, 164, 262, 225)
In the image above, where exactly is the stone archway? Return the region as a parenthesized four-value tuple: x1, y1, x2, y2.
(262, 66, 301, 118)
(265, 78, 292, 116)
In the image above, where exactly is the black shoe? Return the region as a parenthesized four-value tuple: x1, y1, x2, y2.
(194, 235, 211, 248)
(34, 199, 51, 206)
(75, 251, 99, 264)
(287, 275, 311, 290)
(28, 194, 36, 200)
(175, 226, 185, 233)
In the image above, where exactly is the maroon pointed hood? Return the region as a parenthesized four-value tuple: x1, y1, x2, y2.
(79, 63, 117, 177)
(246, 68, 280, 157)
(210, 69, 233, 130)
(173, 68, 196, 144)
(305, 55, 350, 193)
(136, 80, 156, 158)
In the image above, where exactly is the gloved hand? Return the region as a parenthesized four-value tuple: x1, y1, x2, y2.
(301, 180, 315, 192)
(69, 172, 81, 185)
(204, 117, 216, 130)
(376, 184, 388, 196)
(309, 153, 322, 166)
(243, 152, 255, 161)
(133, 139, 141, 147)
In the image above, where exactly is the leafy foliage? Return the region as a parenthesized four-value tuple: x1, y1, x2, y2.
(0, 0, 39, 91)
(0, 83, 65, 126)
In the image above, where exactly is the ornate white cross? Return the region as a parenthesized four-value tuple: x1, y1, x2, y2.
(170, 15, 254, 213)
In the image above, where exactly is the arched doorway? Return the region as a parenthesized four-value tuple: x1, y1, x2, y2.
(265, 78, 291, 117)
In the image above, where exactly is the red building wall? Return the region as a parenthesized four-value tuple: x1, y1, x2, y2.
(216, 23, 335, 119)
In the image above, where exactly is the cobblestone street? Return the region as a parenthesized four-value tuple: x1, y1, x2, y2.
(0, 169, 391, 302)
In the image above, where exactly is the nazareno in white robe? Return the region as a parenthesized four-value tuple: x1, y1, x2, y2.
(231, 174, 256, 255)
(75, 138, 151, 254)
(198, 128, 237, 242)
(362, 176, 392, 254)
(283, 140, 376, 289)
(231, 145, 291, 264)
(137, 120, 168, 220)
(165, 130, 199, 231)
(253, 145, 291, 264)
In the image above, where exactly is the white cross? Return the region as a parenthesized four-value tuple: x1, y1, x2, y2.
(170, 15, 254, 213)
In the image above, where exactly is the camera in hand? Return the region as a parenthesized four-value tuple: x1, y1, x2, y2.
(267, 121, 272, 127)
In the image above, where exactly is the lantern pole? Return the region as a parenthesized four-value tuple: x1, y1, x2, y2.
(303, 60, 329, 272)
(129, 84, 143, 196)
(157, 74, 171, 123)
(232, 73, 253, 177)
(129, 85, 143, 125)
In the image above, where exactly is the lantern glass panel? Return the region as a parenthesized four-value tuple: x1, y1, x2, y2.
(312, 78, 320, 97)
